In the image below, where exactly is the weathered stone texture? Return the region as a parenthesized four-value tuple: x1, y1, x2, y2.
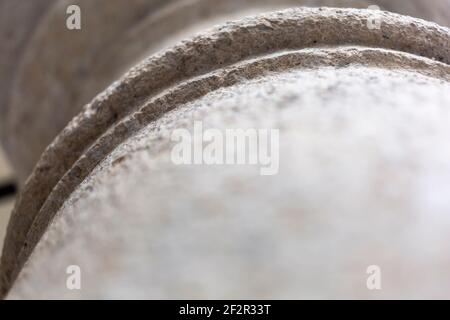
(0, 2, 449, 299)
(9, 61, 450, 299)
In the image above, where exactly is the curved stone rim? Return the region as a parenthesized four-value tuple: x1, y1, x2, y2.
(1, 7, 450, 297)
(5, 1, 450, 183)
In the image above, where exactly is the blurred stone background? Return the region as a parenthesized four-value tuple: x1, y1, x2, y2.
(0, 148, 13, 251)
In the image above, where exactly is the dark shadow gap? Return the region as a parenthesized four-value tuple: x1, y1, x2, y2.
(0, 181, 17, 199)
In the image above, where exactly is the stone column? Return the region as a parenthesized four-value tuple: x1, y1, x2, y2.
(2, 0, 449, 183)
(1, 1, 450, 299)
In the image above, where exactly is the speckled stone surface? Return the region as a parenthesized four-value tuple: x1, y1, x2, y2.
(8, 65, 450, 299)
(0, 6, 449, 298)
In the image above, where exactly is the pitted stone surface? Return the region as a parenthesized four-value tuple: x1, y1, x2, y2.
(8, 66, 450, 299)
